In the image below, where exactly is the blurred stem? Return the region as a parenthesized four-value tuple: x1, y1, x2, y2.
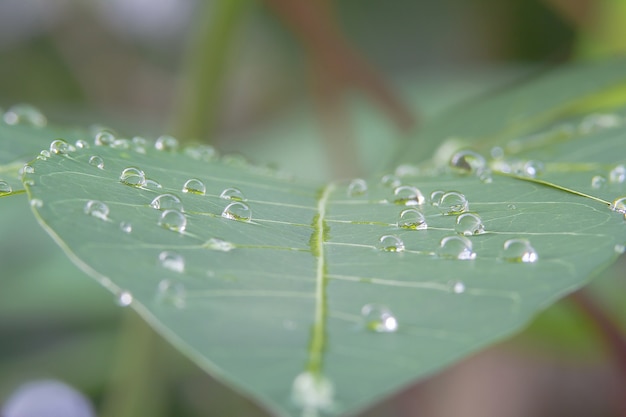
(542, 0, 597, 28)
(172, 0, 250, 142)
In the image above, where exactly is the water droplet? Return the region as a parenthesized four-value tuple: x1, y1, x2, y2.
(397, 208, 427, 230)
(219, 187, 245, 201)
(609, 165, 625, 184)
(438, 192, 469, 215)
(49, 139, 75, 155)
(381, 174, 401, 188)
(579, 113, 621, 133)
(455, 213, 485, 236)
(347, 179, 367, 197)
(116, 291, 133, 307)
(84, 200, 109, 220)
(610, 197, 626, 214)
(22, 164, 34, 174)
(501, 238, 538, 263)
(222, 202, 251, 222)
(430, 190, 444, 206)
(507, 203, 517, 210)
(522, 160, 544, 178)
(490, 146, 504, 159)
(120, 221, 132, 233)
(0, 181, 12, 196)
(88, 155, 104, 169)
(157, 279, 186, 308)
(75, 139, 90, 149)
(614, 244, 625, 254)
(30, 199, 43, 208)
(119, 167, 146, 187)
(450, 150, 486, 173)
(37, 150, 50, 161)
(150, 193, 183, 211)
(112, 138, 131, 149)
(94, 130, 116, 146)
(393, 185, 425, 206)
(450, 280, 466, 294)
(182, 178, 206, 195)
(158, 251, 185, 273)
(143, 179, 162, 190)
(591, 175, 607, 189)
(3, 104, 47, 127)
(361, 304, 398, 332)
(158, 209, 187, 232)
(155, 135, 179, 152)
(291, 372, 334, 413)
(478, 169, 493, 183)
(185, 144, 218, 161)
(438, 236, 476, 260)
(379, 235, 405, 252)
(131, 136, 148, 154)
(204, 238, 235, 252)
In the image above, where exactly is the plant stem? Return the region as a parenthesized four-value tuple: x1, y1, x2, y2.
(172, 0, 250, 142)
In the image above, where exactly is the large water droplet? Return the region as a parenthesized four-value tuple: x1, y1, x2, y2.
(3, 104, 47, 127)
(347, 179, 367, 197)
(393, 185, 425, 206)
(438, 192, 469, 215)
(397, 208, 427, 230)
(361, 304, 398, 332)
(119, 167, 146, 187)
(84, 200, 109, 220)
(182, 178, 206, 195)
(150, 194, 183, 211)
(158, 209, 187, 232)
(609, 165, 626, 184)
(116, 291, 133, 307)
(455, 213, 485, 236)
(157, 279, 186, 308)
(501, 238, 538, 263)
(381, 174, 401, 188)
(219, 187, 245, 201)
(591, 175, 607, 189)
(0, 181, 12, 196)
(291, 372, 334, 413)
(120, 221, 132, 233)
(158, 251, 185, 273)
(49, 139, 75, 155)
(610, 197, 626, 214)
(88, 155, 104, 169)
(378, 235, 405, 252)
(155, 135, 179, 152)
(438, 235, 476, 260)
(522, 160, 544, 178)
(222, 202, 251, 222)
(94, 130, 116, 146)
(204, 238, 235, 252)
(450, 150, 486, 173)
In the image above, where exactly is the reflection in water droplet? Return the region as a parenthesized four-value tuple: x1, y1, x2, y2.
(450, 150, 486, 173)
(182, 178, 206, 195)
(610, 197, 626, 214)
(397, 208, 427, 230)
(430, 190, 444, 206)
(94, 130, 116, 146)
(609, 165, 625, 184)
(219, 187, 245, 201)
(381, 174, 401, 188)
(150, 194, 184, 211)
(361, 304, 398, 332)
(347, 179, 367, 197)
(501, 238, 538, 263)
(3, 104, 47, 127)
(49, 139, 75, 155)
(119, 167, 146, 187)
(84, 200, 109, 220)
(222, 202, 252, 222)
(291, 372, 334, 414)
(88, 155, 104, 169)
(117, 291, 133, 307)
(204, 238, 235, 252)
(159, 251, 185, 273)
(120, 221, 132, 233)
(30, 199, 43, 208)
(185, 144, 218, 161)
(379, 235, 405, 252)
(455, 213, 485, 236)
(591, 175, 607, 189)
(0, 181, 12, 196)
(157, 279, 186, 308)
(450, 281, 466, 294)
(438, 192, 469, 215)
(394, 185, 425, 206)
(522, 160, 544, 178)
(158, 210, 187, 232)
(155, 135, 179, 152)
(438, 236, 476, 260)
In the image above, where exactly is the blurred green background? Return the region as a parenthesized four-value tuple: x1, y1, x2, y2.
(1, 0, 625, 416)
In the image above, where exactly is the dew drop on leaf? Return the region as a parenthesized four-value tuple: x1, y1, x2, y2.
(158, 209, 187, 232)
(116, 291, 133, 307)
(155, 135, 179, 152)
(347, 178, 367, 197)
(49, 139, 74, 155)
(219, 187, 245, 201)
(94, 130, 116, 147)
(131, 136, 148, 154)
(0, 181, 12, 196)
(501, 238, 538, 263)
(380, 174, 401, 188)
(75, 139, 90, 149)
(204, 238, 235, 252)
(3, 104, 47, 127)
(455, 213, 485, 236)
(610, 197, 626, 214)
(144, 179, 162, 190)
(291, 372, 334, 413)
(22, 164, 34, 174)
(112, 138, 131, 149)
(37, 150, 50, 161)
(614, 244, 625, 254)
(150, 194, 184, 212)
(120, 221, 132, 233)
(185, 144, 218, 161)
(522, 160, 544, 178)
(430, 190, 444, 206)
(361, 304, 398, 333)
(222, 202, 252, 222)
(450, 280, 466, 294)
(438, 192, 469, 215)
(609, 165, 625, 184)
(379, 235, 405, 252)
(450, 150, 486, 173)
(438, 236, 476, 260)
(119, 167, 146, 187)
(84, 200, 109, 220)
(490, 146, 504, 159)
(182, 178, 206, 195)
(393, 185, 425, 206)
(30, 199, 43, 208)
(591, 175, 607, 189)
(88, 156, 104, 170)
(397, 208, 427, 230)
(157, 279, 186, 308)
(158, 251, 185, 273)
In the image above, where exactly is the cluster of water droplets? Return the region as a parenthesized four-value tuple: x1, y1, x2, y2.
(220, 188, 252, 222)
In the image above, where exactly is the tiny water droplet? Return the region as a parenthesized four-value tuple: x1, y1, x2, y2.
(430, 190, 444, 206)
(614, 244, 625, 254)
(94, 130, 116, 146)
(144, 179, 162, 190)
(591, 175, 607, 189)
(22, 164, 34, 174)
(361, 304, 398, 332)
(479, 169, 493, 183)
(222, 202, 252, 222)
(450, 280, 466, 294)
(75, 139, 90, 149)
(219, 187, 245, 201)
(490, 146, 504, 159)
(88, 155, 104, 169)
(609, 165, 625, 184)
(84, 200, 109, 220)
(438, 192, 469, 215)
(0, 181, 12, 196)
(117, 291, 133, 307)
(150, 193, 183, 211)
(450, 150, 486, 173)
(120, 221, 132, 233)
(393, 185, 425, 206)
(291, 372, 334, 413)
(522, 160, 544, 178)
(185, 144, 218, 161)
(438, 236, 476, 260)
(204, 238, 235, 252)
(397, 208, 427, 230)
(381, 174, 401, 188)
(158, 251, 185, 273)
(30, 198, 43, 208)
(158, 209, 187, 232)
(610, 197, 626, 214)
(37, 150, 50, 161)
(155, 135, 179, 152)
(347, 178, 367, 197)
(182, 178, 206, 195)
(455, 213, 485, 236)
(507, 203, 517, 210)
(157, 279, 186, 308)
(131, 136, 148, 153)
(379, 235, 405, 252)
(501, 238, 538, 263)
(3, 104, 47, 127)
(119, 167, 146, 187)
(49, 139, 75, 155)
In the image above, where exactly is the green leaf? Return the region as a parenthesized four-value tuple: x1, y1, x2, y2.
(15, 59, 626, 417)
